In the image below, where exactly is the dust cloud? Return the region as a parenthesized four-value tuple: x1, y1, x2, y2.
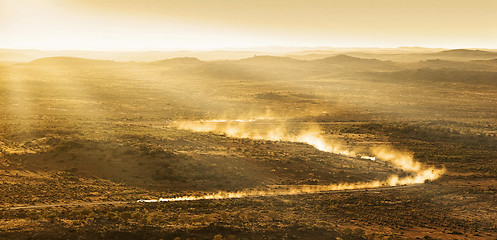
(139, 118, 445, 203)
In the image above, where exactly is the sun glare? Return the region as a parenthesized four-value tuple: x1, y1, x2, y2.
(2, 0, 496, 50)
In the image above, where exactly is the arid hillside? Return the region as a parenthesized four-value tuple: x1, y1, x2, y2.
(1, 51, 496, 239)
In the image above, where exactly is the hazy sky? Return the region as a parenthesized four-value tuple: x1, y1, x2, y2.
(1, 0, 496, 50)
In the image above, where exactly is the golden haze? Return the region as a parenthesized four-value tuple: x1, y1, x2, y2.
(1, 0, 497, 50)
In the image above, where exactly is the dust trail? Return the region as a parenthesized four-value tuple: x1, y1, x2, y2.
(139, 119, 445, 203)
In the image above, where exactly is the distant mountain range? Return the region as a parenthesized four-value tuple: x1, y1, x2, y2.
(29, 56, 119, 66)
(2, 48, 497, 63)
(21, 50, 497, 78)
(287, 49, 497, 62)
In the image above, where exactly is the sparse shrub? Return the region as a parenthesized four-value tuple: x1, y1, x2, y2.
(44, 210, 58, 223)
(120, 212, 132, 221)
(106, 211, 119, 221)
(27, 211, 40, 220)
(353, 228, 366, 237)
(213, 234, 223, 240)
(267, 211, 279, 221)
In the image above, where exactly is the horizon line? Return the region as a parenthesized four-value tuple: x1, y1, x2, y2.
(4, 46, 495, 53)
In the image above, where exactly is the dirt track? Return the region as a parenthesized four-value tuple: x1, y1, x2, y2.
(3, 183, 422, 211)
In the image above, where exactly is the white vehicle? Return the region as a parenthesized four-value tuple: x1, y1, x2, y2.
(137, 199, 158, 203)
